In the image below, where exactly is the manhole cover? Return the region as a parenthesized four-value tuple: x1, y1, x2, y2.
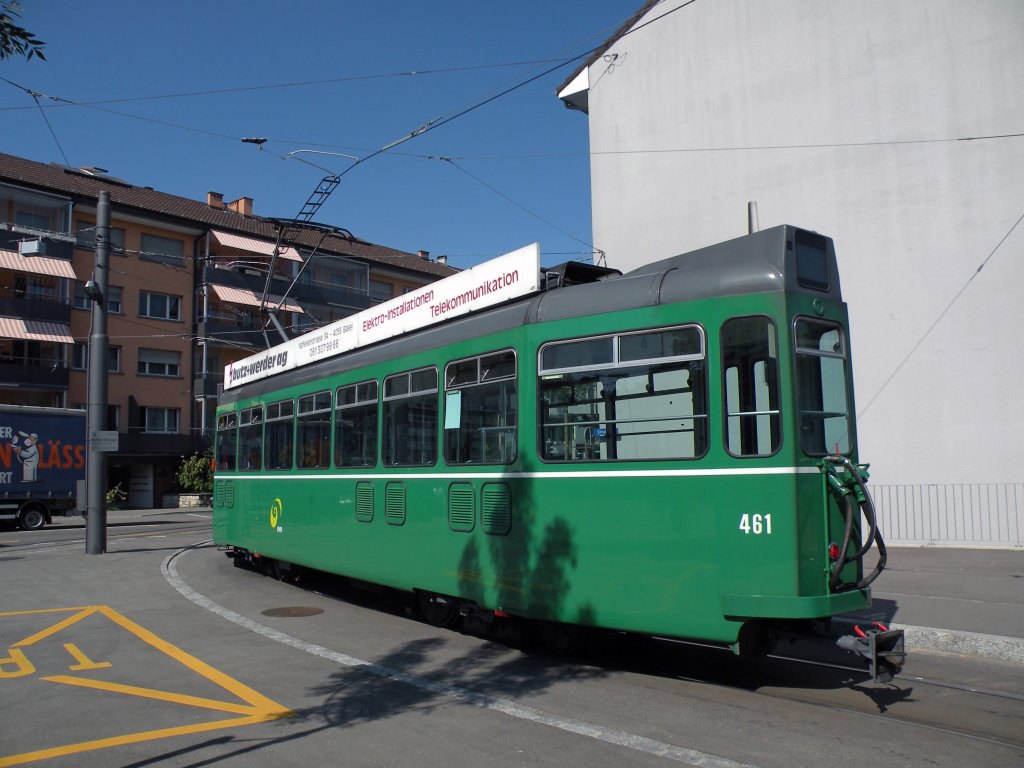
(261, 606, 324, 617)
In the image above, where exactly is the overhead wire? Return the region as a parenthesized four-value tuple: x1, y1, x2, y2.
(0, 59, 580, 112)
(438, 157, 603, 262)
(856, 209, 1024, 420)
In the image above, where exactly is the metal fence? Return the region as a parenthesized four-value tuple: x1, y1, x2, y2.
(871, 483, 1024, 548)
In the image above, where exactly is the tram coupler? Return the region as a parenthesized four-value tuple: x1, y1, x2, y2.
(836, 622, 906, 683)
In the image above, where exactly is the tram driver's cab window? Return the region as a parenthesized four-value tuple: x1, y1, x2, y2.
(794, 318, 851, 455)
(721, 316, 781, 457)
(538, 325, 708, 462)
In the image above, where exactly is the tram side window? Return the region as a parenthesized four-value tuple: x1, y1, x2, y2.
(335, 381, 378, 468)
(444, 350, 517, 465)
(215, 412, 238, 471)
(239, 406, 264, 470)
(721, 316, 781, 457)
(538, 326, 707, 462)
(264, 399, 295, 470)
(297, 391, 332, 468)
(794, 318, 851, 455)
(383, 367, 438, 466)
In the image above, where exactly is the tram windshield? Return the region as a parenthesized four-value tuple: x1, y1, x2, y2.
(794, 318, 851, 455)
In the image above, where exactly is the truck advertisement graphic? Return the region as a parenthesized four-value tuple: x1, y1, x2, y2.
(0, 405, 86, 530)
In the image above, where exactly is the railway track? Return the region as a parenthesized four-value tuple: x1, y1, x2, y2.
(0, 518, 213, 555)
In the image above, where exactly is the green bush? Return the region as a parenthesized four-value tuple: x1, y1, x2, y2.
(106, 482, 127, 509)
(177, 451, 213, 494)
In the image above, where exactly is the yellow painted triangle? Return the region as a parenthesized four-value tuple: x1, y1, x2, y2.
(0, 605, 292, 767)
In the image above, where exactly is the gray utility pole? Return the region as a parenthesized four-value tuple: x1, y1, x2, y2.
(85, 191, 110, 554)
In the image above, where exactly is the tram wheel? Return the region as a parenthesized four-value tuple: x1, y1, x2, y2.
(417, 592, 460, 628)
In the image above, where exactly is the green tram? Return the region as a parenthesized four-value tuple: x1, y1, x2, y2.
(212, 225, 902, 679)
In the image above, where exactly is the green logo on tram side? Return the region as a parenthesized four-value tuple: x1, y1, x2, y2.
(269, 498, 283, 531)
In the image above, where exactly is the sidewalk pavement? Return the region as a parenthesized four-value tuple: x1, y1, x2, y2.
(840, 546, 1024, 663)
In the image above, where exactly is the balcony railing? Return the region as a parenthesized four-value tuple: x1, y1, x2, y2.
(202, 265, 373, 313)
(193, 372, 224, 398)
(0, 359, 69, 388)
(0, 295, 71, 323)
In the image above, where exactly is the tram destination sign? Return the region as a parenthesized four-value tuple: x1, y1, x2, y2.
(223, 243, 540, 391)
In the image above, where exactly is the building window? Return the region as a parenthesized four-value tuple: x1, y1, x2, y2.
(140, 233, 184, 265)
(137, 348, 180, 377)
(383, 367, 437, 466)
(539, 326, 708, 462)
(721, 316, 781, 457)
(141, 406, 178, 433)
(139, 290, 181, 321)
(75, 220, 126, 254)
(73, 403, 120, 431)
(73, 283, 122, 313)
(14, 275, 61, 302)
(444, 350, 517, 465)
(370, 280, 392, 302)
(71, 344, 120, 372)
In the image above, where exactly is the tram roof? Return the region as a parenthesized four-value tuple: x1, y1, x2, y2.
(220, 225, 838, 404)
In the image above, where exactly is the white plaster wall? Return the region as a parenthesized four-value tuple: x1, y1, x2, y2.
(585, 0, 1024, 488)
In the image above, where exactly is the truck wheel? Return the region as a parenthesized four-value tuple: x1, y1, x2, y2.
(17, 504, 47, 531)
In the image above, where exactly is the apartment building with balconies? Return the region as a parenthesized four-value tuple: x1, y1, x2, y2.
(0, 152, 455, 507)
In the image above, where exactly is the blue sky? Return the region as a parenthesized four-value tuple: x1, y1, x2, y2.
(2, 1, 640, 269)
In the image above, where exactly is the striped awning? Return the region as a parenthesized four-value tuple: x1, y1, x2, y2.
(0, 249, 77, 279)
(209, 230, 302, 262)
(0, 317, 74, 343)
(210, 284, 305, 313)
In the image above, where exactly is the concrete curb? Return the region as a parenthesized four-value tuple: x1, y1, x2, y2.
(896, 624, 1024, 665)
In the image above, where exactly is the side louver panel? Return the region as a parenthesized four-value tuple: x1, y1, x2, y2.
(448, 483, 476, 532)
(482, 483, 511, 535)
(356, 482, 374, 522)
(385, 482, 406, 526)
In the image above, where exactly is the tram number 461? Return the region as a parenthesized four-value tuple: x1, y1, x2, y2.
(739, 513, 772, 535)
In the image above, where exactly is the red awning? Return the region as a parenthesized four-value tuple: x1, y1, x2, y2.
(0, 249, 77, 279)
(0, 317, 74, 343)
(210, 284, 304, 313)
(209, 231, 302, 262)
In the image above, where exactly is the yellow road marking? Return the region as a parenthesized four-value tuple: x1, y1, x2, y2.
(0, 714, 272, 768)
(63, 643, 111, 671)
(95, 605, 289, 714)
(12, 606, 98, 646)
(0, 607, 90, 617)
(41, 676, 270, 715)
(1, 605, 293, 767)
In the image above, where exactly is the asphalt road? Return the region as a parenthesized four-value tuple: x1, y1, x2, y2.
(1, 510, 1021, 768)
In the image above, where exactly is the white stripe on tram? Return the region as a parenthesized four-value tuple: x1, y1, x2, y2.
(226, 466, 821, 481)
